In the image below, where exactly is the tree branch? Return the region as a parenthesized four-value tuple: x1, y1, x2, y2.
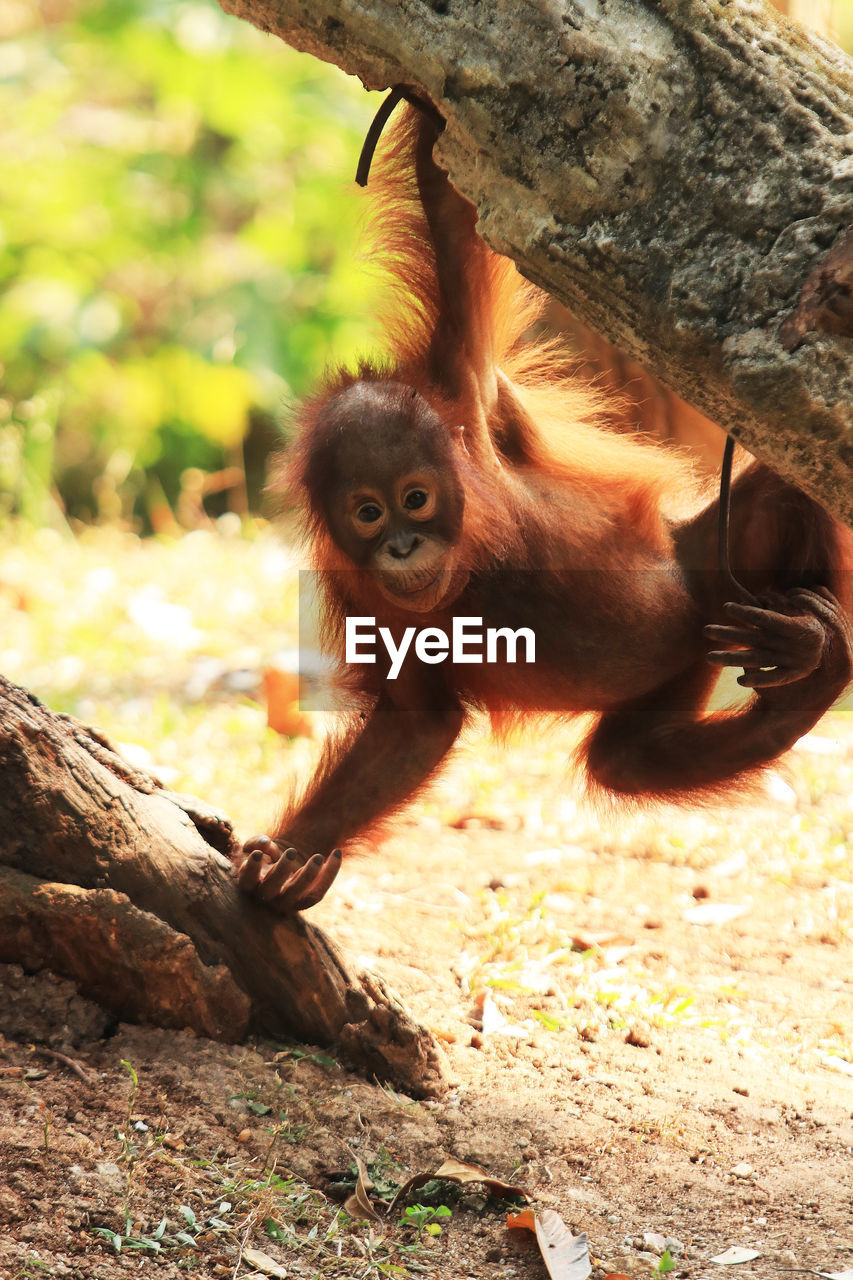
(217, 0, 853, 522)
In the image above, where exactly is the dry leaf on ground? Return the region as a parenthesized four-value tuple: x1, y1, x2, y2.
(342, 1150, 382, 1223)
(242, 1247, 288, 1277)
(507, 1208, 537, 1231)
(508, 1207, 591, 1280)
(389, 1156, 528, 1215)
(711, 1247, 761, 1265)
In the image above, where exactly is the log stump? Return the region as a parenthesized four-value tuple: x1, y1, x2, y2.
(0, 675, 445, 1097)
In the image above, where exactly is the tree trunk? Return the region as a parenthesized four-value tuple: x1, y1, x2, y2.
(217, 0, 853, 524)
(0, 676, 445, 1097)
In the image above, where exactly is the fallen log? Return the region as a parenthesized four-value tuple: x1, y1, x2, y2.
(0, 675, 445, 1097)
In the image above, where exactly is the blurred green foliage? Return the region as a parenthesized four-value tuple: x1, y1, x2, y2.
(0, 0, 381, 527)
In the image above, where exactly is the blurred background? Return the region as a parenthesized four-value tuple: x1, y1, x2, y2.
(0, 0, 383, 532)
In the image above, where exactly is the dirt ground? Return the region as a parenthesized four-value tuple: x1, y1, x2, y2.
(2, 713, 853, 1280)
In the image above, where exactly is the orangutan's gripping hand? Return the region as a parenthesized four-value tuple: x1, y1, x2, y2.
(704, 587, 853, 701)
(235, 836, 343, 913)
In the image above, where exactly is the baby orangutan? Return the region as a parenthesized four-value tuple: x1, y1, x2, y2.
(235, 105, 853, 913)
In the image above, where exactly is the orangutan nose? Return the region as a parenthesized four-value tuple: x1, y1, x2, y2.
(388, 533, 422, 559)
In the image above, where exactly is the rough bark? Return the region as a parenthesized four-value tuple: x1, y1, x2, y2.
(0, 677, 445, 1097)
(217, 0, 853, 523)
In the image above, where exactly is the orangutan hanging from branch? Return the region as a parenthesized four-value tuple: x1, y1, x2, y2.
(234, 100, 853, 914)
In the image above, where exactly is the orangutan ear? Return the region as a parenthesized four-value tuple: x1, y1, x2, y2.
(453, 424, 470, 457)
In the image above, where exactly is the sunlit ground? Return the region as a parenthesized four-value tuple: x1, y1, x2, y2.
(0, 520, 308, 826)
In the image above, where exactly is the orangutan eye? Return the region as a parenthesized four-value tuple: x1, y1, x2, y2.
(356, 503, 383, 524)
(403, 489, 428, 510)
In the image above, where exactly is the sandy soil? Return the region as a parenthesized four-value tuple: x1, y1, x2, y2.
(2, 716, 852, 1280)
